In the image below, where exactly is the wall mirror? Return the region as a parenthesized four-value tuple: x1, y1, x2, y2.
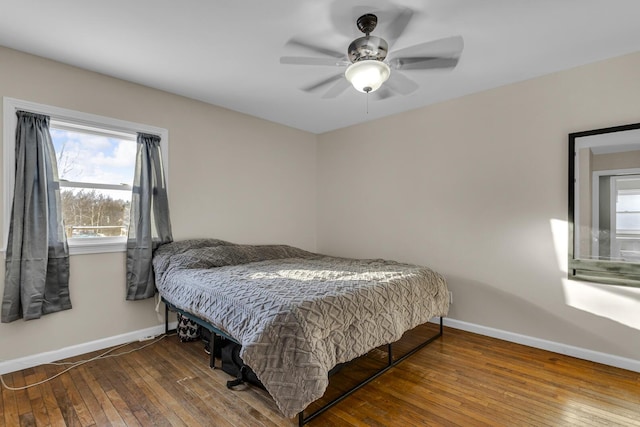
(569, 122, 640, 287)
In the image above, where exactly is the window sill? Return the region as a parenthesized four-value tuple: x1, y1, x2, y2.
(68, 238, 127, 255)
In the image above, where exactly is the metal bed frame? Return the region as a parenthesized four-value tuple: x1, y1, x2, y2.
(163, 299, 443, 426)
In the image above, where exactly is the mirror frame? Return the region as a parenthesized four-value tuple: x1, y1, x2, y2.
(568, 122, 640, 288)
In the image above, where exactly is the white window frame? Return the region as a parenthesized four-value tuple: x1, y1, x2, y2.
(3, 97, 169, 255)
(591, 168, 640, 259)
(610, 175, 640, 260)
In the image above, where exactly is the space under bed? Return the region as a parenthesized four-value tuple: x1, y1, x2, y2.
(152, 239, 450, 425)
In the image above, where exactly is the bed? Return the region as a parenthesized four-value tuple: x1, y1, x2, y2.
(153, 239, 449, 423)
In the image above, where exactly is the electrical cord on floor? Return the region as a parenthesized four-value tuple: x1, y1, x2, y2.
(0, 333, 175, 391)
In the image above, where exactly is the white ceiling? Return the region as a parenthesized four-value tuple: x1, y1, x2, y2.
(1, 0, 640, 134)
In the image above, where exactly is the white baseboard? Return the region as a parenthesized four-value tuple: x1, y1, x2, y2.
(435, 317, 640, 373)
(3, 317, 638, 376)
(0, 321, 178, 375)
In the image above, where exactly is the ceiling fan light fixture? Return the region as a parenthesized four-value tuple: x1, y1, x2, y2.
(345, 60, 390, 93)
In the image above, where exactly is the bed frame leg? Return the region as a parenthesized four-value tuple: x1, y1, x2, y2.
(209, 332, 216, 369)
(164, 302, 169, 334)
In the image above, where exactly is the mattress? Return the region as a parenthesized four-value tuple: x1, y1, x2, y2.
(153, 239, 449, 417)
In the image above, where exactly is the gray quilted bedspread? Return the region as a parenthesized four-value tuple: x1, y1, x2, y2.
(153, 239, 449, 418)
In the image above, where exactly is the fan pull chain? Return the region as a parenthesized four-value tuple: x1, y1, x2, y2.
(366, 91, 369, 114)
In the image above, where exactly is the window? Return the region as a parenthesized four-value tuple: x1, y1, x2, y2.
(51, 121, 135, 245)
(3, 97, 168, 254)
(612, 176, 640, 262)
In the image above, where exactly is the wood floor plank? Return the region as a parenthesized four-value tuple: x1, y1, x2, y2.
(18, 412, 35, 427)
(77, 364, 125, 425)
(0, 376, 4, 424)
(439, 363, 579, 424)
(413, 338, 608, 426)
(19, 368, 50, 427)
(33, 370, 66, 427)
(189, 363, 288, 426)
(23, 369, 40, 402)
(114, 350, 179, 427)
(67, 366, 109, 427)
(24, 369, 51, 427)
(27, 397, 49, 427)
(109, 347, 175, 427)
(144, 341, 258, 427)
(105, 388, 142, 427)
(368, 370, 498, 426)
(1, 373, 19, 427)
(169, 338, 333, 426)
(126, 349, 198, 426)
(11, 371, 31, 417)
(147, 339, 281, 427)
(131, 348, 218, 425)
(43, 363, 83, 427)
(1, 326, 639, 427)
(444, 339, 638, 425)
(91, 355, 144, 427)
(57, 366, 95, 426)
(332, 386, 460, 427)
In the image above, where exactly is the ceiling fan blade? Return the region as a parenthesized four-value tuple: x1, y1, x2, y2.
(285, 38, 346, 59)
(390, 56, 460, 71)
(389, 36, 464, 61)
(322, 78, 351, 99)
(374, 87, 395, 100)
(385, 72, 419, 95)
(280, 56, 350, 67)
(302, 74, 344, 93)
(385, 8, 414, 46)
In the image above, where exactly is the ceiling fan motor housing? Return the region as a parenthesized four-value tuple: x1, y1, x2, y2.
(346, 14, 390, 93)
(347, 36, 388, 62)
(348, 14, 388, 63)
(357, 13, 378, 34)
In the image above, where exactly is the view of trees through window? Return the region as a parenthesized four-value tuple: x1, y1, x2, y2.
(60, 189, 130, 238)
(51, 124, 136, 239)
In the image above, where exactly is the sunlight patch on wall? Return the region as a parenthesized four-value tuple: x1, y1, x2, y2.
(550, 218, 568, 273)
(550, 219, 640, 331)
(562, 279, 640, 331)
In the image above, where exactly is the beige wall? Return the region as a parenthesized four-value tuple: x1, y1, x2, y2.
(317, 52, 640, 360)
(3, 43, 640, 366)
(0, 46, 317, 360)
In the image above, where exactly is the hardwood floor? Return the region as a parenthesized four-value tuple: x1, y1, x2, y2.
(1, 326, 639, 426)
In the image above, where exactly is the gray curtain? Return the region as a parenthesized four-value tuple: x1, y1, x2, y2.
(126, 133, 172, 300)
(2, 111, 71, 323)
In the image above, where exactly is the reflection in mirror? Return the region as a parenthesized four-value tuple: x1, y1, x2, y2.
(569, 123, 640, 287)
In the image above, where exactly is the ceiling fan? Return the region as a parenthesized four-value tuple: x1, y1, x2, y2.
(280, 9, 464, 99)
